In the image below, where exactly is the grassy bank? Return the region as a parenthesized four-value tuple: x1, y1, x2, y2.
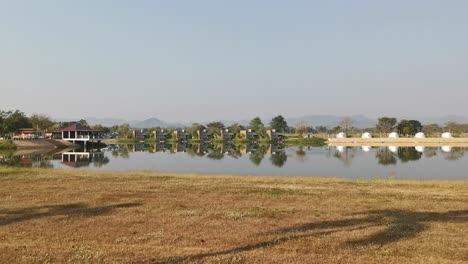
(284, 136, 327, 146)
(0, 140, 17, 150)
(0, 168, 466, 263)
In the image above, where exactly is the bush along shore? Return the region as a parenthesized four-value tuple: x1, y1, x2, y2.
(0, 140, 17, 150)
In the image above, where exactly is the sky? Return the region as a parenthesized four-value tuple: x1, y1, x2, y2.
(0, 0, 467, 122)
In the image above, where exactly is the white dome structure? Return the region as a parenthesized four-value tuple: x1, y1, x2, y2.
(441, 146, 452, 153)
(361, 146, 371, 152)
(415, 146, 425, 153)
(414, 132, 426, 139)
(388, 146, 399, 154)
(388, 132, 399, 138)
(441, 132, 453, 139)
(336, 132, 347, 138)
(361, 132, 372, 138)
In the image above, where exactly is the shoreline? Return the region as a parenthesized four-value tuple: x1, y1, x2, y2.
(328, 137, 468, 147)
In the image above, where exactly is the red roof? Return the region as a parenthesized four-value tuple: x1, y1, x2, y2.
(60, 123, 97, 132)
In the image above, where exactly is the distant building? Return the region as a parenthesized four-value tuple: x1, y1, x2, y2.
(361, 132, 372, 138)
(267, 129, 283, 141)
(60, 124, 103, 143)
(13, 128, 42, 140)
(152, 130, 169, 141)
(197, 129, 213, 141)
(132, 130, 146, 140)
(221, 129, 235, 141)
(388, 132, 399, 138)
(240, 129, 258, 140)
(173, 129, 188, 141)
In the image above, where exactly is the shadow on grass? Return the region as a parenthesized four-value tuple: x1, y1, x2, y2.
(150, 209, 467, 264)
(0, 202, 142, 226)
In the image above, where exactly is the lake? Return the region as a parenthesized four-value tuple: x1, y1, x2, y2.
(2, 143, 467, 180)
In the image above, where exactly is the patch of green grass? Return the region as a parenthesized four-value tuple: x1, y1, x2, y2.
(284, 137, 326, 146)
(0, 140, 16, 150)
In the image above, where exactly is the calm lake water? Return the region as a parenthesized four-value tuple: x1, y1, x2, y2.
(2, 144, 467, 180)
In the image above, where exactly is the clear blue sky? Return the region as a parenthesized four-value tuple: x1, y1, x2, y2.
(1, 0, 467, 122)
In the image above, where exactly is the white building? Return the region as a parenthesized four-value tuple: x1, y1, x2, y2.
(414, 132, 426, 138)
(441, 132, 453, 138)
(336, 132, 347, 138)
(361, 132, 372, 138)
(388, 132, 399, 138)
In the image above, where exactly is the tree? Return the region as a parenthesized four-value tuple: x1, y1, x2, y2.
(270, 115, 288, 133)
(78, 119, 90, 128)
(92, 124, 110, 134)
(228, 123, 244, 135)
(445, 122, 464, 135)
(30, 114, 55, 131)
(248, 117, 264, 130)
(422, 124, 442, 136)
(187, 123, 206, 140)
(338, 117, 353, 134)
(4, 110, 31, 134)
(207, 121, 225, 134)
(315, 126, 328, 133)
(376, 117, 397, 135)
(397, 120, 422, 136)
(295, 121, 306, 137)
(118, 124, 131, 139)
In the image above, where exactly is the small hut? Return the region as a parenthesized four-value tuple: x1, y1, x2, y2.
(441, 132, 453, 139)
(388, 132, 399, 138)
(361, 132, 372, 138)
(414, 132, 425, 139)
(336, 132, 347, 138)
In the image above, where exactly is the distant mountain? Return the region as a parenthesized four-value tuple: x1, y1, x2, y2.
(286, 115, 376, 128)
(72, 114, 468, 129)
(417, 115, 468, 125)
(84, 117, 184, 128)
(130, 118, 184, 129)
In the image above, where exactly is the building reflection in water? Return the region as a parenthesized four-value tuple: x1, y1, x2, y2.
(2, 144, 467, 170)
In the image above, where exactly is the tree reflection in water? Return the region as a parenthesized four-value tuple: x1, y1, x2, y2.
(398, 147, 422, 162)
(375, 147, 397, 166)
(270, 151, 287, 168)
(249, 146, 266, 166)
(442, 147, 465, 161)
(333, 147, 356, 167)
(295, 147, 307, 162)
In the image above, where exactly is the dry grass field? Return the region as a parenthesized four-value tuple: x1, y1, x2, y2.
(0, 168, 467, 263)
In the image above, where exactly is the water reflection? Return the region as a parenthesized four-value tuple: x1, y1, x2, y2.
(333, 147, 356, 167)
(376, 148, 397, 166)
(1, 145, 467, 180)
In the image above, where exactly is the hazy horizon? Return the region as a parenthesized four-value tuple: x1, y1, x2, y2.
(1, 1, 467, 122)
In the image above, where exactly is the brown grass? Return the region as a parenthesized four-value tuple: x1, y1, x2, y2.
(0, 168, 467, 263)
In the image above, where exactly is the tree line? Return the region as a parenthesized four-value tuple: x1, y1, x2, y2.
(1, 109, 467, 139)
